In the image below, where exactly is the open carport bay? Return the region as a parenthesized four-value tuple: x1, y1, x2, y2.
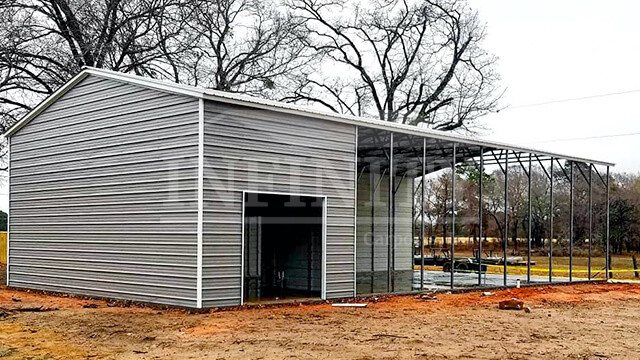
(413, 269, 553, 290)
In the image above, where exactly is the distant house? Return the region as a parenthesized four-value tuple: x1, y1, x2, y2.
(4, 68, 614, 308)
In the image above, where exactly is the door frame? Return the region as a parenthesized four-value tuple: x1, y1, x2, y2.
(241, 190, 327, 305)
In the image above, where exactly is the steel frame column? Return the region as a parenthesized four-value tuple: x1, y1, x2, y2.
(606, 166, 610, 280)
(420, 138, 426, 291)
(569, 161, 574, 282)
(549, 158, 554, 283)
(503, 151, 509, 287)
(450, 143, 456, 289)
(370, 169, 375, 294)
(478, 148, 484, 286)
(587, 164, 593, 280)
(388, 133, 394, 292)
(411, 176, 415, 289)
(527, 154, 532, 283)
(391, 166, 397, 292)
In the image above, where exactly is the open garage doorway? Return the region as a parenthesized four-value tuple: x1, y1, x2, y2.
(242, 192, 325, 304)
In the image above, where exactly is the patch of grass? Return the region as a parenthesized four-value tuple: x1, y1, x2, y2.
(0, 348, 13, 357)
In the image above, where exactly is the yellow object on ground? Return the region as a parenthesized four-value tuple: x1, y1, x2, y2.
(486, 264, 639, 273)
(0, 231, 6, 264)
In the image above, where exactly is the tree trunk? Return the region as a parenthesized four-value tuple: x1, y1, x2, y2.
(442, 222, 447, 248)
(512, 220, 519, 255)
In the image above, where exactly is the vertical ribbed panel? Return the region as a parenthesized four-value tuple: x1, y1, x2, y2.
(356, 173, 413, 294)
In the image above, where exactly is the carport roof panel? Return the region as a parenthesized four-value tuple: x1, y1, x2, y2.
(5, 67, 615, 167)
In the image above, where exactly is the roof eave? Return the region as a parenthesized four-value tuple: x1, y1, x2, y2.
(3, 67, 615, 168)
(201, 92, 615, 167)
(4, 71, 90, 138)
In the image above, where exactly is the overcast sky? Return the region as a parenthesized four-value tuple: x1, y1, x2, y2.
(1, 1, 637, 214)
(469, 0, 640, 173)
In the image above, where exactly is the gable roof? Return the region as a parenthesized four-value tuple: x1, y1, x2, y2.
(5, 67, 615, 167)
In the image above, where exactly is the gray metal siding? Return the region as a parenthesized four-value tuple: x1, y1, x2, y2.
(356, 172, 413, 294)
(356, 173, 413, 272)
(202, 100, 356, 307)
(8, 75, 199, 307)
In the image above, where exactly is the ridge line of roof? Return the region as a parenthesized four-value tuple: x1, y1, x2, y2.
(4, 67, 615, 167)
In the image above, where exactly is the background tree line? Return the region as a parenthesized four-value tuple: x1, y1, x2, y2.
(0, 0, 501, 170)
(2, 0, 636, 249)
(417, 164, 640, 256)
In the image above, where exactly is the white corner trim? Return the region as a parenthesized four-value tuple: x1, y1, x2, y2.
(6, 137, 10, 286)
(353, 127, 358, 297)
(196, 98, 204, 308)
(240, 191, 246, 305)
(322, 196, 328, 300)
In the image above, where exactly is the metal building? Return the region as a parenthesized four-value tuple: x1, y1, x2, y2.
(4, 68, 614, 308)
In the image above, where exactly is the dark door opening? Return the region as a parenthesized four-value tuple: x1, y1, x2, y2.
(243, 193, 323, 303)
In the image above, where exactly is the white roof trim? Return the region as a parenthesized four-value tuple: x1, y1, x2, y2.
(5, 67, 615, 166)
(4, 71, 89, 138)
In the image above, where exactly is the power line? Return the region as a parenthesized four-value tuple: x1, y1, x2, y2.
(527, 131, 640, 144)
(499, 88, 640, 111)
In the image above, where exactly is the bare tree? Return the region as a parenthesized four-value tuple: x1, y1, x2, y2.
(423, 169, 466, 248)
(286, 0, 501, 131)
(506, 167, 527, 253)
(0, 0, 315, 129)
(423, 172, 450, 247)
(482, 169, 505, 242)
(179, 0, 313, 96)
(0, 0, 189, 169)
(0, 0, 186, 111)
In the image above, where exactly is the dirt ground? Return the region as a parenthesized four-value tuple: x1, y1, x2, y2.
(1, 283, 640, 359)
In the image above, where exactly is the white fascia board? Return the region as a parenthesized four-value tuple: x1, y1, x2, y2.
(84, 67, 205, 98)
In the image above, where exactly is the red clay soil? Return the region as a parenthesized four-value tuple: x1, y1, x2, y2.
(1, 283, 640, 359)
